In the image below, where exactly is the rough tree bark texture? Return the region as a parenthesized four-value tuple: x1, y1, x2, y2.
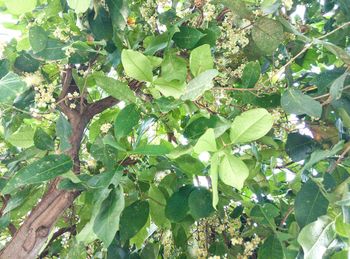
(0, 68, 119, 259)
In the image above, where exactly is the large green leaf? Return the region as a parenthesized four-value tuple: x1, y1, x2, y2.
(94, 73, 136, 103)
(106, 0, 129, 31)
(114, 103, 140, 140)
(218, 154, 249, 190)
(181, 69, 218, 101)
(189, 44, 214, 77)
(33, 128, 54, 151)
(193, 128, 217, 154)
(297, 216, 336, 259)
(56, 114, 72, 152)
(241, 61, 261, 88)
(93, 186, 124, 247)
(67, 0, 91, 13)
(173, 27, 205, 49)
(32, 39, 66, 60)
(329, 72, 348, 100)
(154, 78, 185, 99)
(188, 188, 214, 219)
(258, 235, 285, 259)
(281, 89, 322, 118)
(165, 186, 192, 222)
(252, 18, 284, 55)
(5, 0, 37, 14)
(285, 133, 316, 162)
(29, 26, 48, 53)
(2, 154, 73, 194)
(0, 72, 27, 104)
(295, 180, 329, 228)
(210, 153, 220, 209)
(121, 50, 153, 82)
(161, 51, 187, 82)
(230, 108, 274, 144)
(250, 203, 279, 229)
(148, 185, 170, 228)
(119, 200, 149, 241)
(7, 125, 35, 148)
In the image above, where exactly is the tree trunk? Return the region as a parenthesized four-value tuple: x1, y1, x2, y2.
(0, 117, 88, 259)
(0, 68, 120, 259)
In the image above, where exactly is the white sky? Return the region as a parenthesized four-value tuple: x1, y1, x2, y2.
(0, 14, 20, 42)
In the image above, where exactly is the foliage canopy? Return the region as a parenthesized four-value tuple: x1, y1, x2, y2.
(0, 0, 350, 258)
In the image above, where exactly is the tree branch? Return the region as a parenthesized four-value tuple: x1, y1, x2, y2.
(86, 96, 119, 120)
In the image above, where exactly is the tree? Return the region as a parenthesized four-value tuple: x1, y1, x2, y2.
(0, 0, 349, 258)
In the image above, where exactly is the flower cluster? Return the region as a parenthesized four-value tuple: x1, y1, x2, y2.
(237, 235, 261, 259)
(34, 83, 56, 108)
(53, 27, 72, 42)
(218, 15, 250, 57)
(23, 71, 44, 87)
(140, 0, 158, 32)
(100, 123, 112, 134)
(202, 2, 216, 23)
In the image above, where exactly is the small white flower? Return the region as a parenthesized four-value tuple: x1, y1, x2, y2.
(100, 123, 112, 134)
(69, 103, 76, 109)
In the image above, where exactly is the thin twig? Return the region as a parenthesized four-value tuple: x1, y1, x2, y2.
(327, 142, 350, 173)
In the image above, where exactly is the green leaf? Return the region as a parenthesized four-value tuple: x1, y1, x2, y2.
(29, 26, 48, 53)
(0, 72, 27, 104)
(94, 73, 136, 103)
(250, 203, 279, 229)
(5, 0, 37, 14)
(219, 154, 249, 190)
(330, 72, 348, 100)
(67, 0, 91, 13)
(295, 180, 329, 228)
(121, 49, 153, 82)
(241, 61, 261, 88)
(320, 41, 350, 65)
(165, 186, 192, 222)
(252, 18, 284, 55)
(88, 7, 113, 40)
(154, 78, 186, 99)
(188, 188, 214, 219)
(106, 0, 129, 31)
(2, 154, 73, 194)
(173, 26, 205, 49)
(33, 128, 54, 151)
(230, 108, 274, 144)
(297, 216, 336, 259)
(193, 128, 217, 154)
(120, 200, 149, 241)
(258, 235, 285, 259)
(286, 133, 316, 162)
(220, 0, 251, 19)
(281, 89, 322, 118)
(32, 39, 66, 60)
(174, 154, 205, 176)
(181, 69, 218, 101)
(56, 114, 72, 152)
(161, 51, 187, 82)
(189, 44, 214, 77)
(114, 104, 140, 140)
(302, 141, 343, 171)
(7, 125, 35, 148)
(210, 153, 220, 209)
(93, 186, 125, 247)
(148, 185, 170, 228)
(131, 143, 172, 156)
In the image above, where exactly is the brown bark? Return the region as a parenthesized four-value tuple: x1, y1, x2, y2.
(0, 68, 120, 259)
